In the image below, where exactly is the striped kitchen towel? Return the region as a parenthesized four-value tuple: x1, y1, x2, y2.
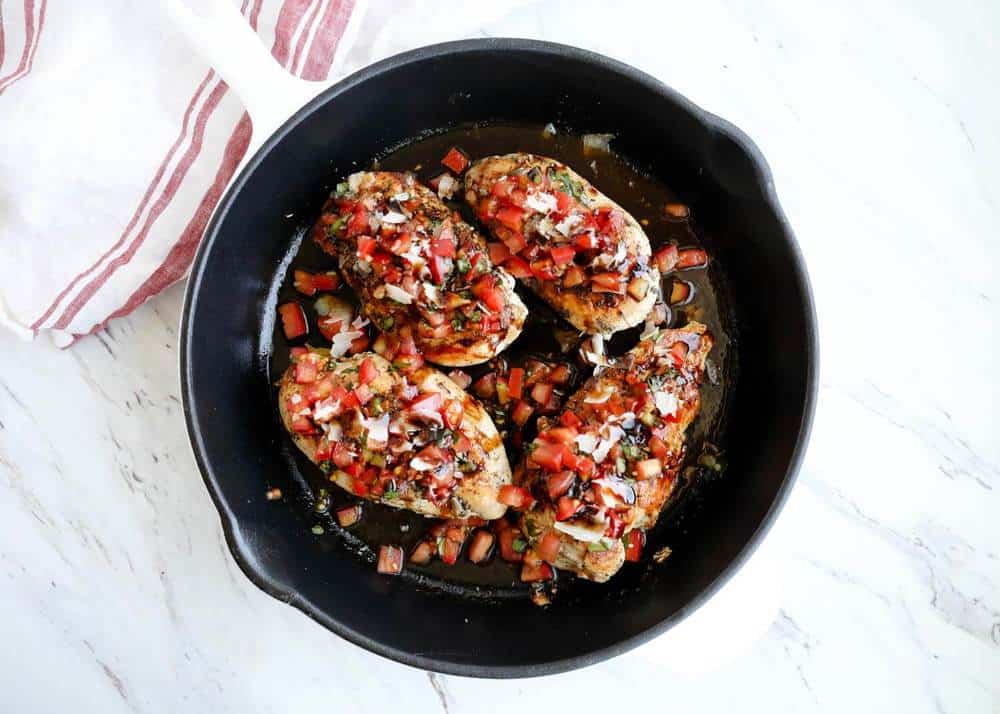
(0, 0, 365, 346)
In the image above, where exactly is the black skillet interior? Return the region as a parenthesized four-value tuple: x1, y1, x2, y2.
(181, 39, 816, 678)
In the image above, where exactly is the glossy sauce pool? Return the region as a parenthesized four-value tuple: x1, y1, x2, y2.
(268, 122, 737, 601)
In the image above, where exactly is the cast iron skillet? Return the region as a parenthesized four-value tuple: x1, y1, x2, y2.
(180, 39, 817, 677)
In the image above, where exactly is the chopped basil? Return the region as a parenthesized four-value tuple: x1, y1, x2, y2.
(327, 215, 346, 237)
(319, 461, 332, 473)
(616, 456, 627, 473)
(334, 181, 351, 197)
(646, 374, 665, 391)
(551, 170, 583, 200)
(369, 396, 384, 416)
(587, 540, 610, 552)
(451, 315, 466, 331)
(384, 489, 399, 500)
(527, 167, 542, 184)
(380, 316, 395, 330)
(468, 309, 483, 323)
(512, 537, 528, 554)
(523, 520, 540, 538)
(455, 256, 471, 274)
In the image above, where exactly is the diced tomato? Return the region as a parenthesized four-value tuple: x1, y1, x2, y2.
(472, 371, 498, 399)
(520, 561, 553, 582)
(541, 427, 577, 445)
(331, 442, 355, 469)
(506, 367, 525, 399)
(317, 316, 343, 342)
(554, 191, 574, 213)
(530, 381, 553, 406)
(293, 270, 316, 296)
(561, 448, 578, 470)
(573, 233, 596, 251)
(340, 389, 361, 412)
(556, 496, 582, 521)
(353, 384, 372, 406)
(358, 357, 377, 385)
(409, 392, 443, 419)
(499, 229, 528, 255)
(429, 255, 452, 285)
(510, 400, 534, 427)
(352, 480, 370, 497)
(531, 442, 566, 472)
(503, 255, 532, 279)
(347, 206, 370, 236)
(559, 410, 581, 428)
(537, 530, 562, 564)
(498, 529, 524, 562)
(491, 179, 514, 199)
(290, 346, 309, 359)
(549, 245, 576, 266)
(636, 458, 662, 481)
(496, 206, 524, 232)
(548, 364, 572, 386)
(487, 241, 511, 265)
(470, 274, 505, 313)
(441, 146, 469, 174)
(349, 332, 370, 355)
(278, 302, 308, 340)
(356, 235, 376, 260)
(575, 456, 595, 479)
(294, 359, 319, 384)
(670, 341, 689, 368)
(545, 471, 575, 500)
(440, 538, 462, 565)
(343, 461, 363, 479)
(624, 529, 645, 562)
(605, 511, 626, 539)
(648, 435, 669, 459)
(676, 248, 708, 270)
(409, 541, 434, 565)
(591, 272, 623, 293)
(559, 265, 584, 288)
(654, 244, 679, 273)
(335, 504, 361, 527)
(508, 188, 528, 207)
(595, 207, 625, 234)
(497, 485, 534, 509)
(467, 530, 495, 564)
(313, 438, 333, 462)
(377, 545, 404, 575)
(431, 235, 456, 258)
(530, 259, 556, 281)
(290, 415, 316, 434)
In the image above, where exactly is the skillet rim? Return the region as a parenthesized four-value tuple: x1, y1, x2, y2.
(179, 37, 819, 679)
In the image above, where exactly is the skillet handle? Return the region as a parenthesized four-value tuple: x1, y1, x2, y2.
(161, 0, 320, 150)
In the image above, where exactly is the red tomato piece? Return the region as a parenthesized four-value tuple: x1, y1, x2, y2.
(440, 538, 462, 565)
(431, 235, 456, 258)
(573, 233, 596, 251)
(520, 561, 553, 582)
(347, 206, 369, 236)
(530, 442, 565, 472)
(356, 235, 377, 260)
(548, 364, 572, 386)
(510, 399, 534, 427)
(499, 229, 528, 254)
(358, 357, 377, 385)
(554, 191, 574, 212)
(290, 415, 316, 434)
(670, 341, 689, 368)
(530, 381, 553, 406)
(496, 206, 524, 232)
(559, 410, 581, 428)
(537, 530, 562, 564)
(278, 302, 308, 340)
(591, 272, 623, 293)
(487, 241, 511, 264)
(575, 456, 595, 479)
(541, 427, 577, 445)
(429, 255, 452, 284)
(497, 485, 534, 509)
(293, 269, 317, 296)
(498, 528, 524, 562)
(467, 530, 495, 564)
(676, 248, 708, 270)
(503, 255, 532, 279)
(471, 371, 498, 399)
(507, 367, 525, 399)
(377, 545, 404, 575)
(550, 245, 576, 266)
(648, 435, 669, 459)
(624, 529, 645, 562)
(294, 359, 319, 384)
(441, 146, 470, 174)
(470, 274, 505, 313)
(545, 471, 575, 500)
(556, 496, 582, 521)
(409, 541, 434, 565)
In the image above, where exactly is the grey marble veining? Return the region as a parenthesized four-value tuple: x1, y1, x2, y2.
(1, 0, 998, 711)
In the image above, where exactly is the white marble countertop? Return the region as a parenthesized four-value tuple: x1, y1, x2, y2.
(2, 1, 998, 712)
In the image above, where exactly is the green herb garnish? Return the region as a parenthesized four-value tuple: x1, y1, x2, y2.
(455, 256, 471, 274)
(512, 538, 528, 554)
(326, 215, 346, 237)
(588, 540, 610, 552)
(384, 489, 399, 500)
(380, 316, 394, 330)
(334, 181, 351, 197)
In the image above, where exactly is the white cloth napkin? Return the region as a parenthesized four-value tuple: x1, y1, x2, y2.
(0, 0, 366, 346)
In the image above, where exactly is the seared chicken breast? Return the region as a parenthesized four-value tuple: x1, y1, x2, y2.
(507, 323, 713, 582)
(313, 171, 527, 367)
(278, 348, 511, 520)
(464, 154, 657, 336)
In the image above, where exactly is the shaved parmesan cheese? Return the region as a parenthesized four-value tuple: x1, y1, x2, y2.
(582, 133, 615, 154)
(575, 432, 599, 454)
(312, 399, 338, 423)
(362, 413, 390, 448)
(592, 477, 635, 505)
(654, 391, 679, 417)
(584, 383, 615, 404)
(409, 457, 436, 472)
(321, 422, 343, 442)
(391, 192, 410, 202)
(330, 330, 363, 357)
(525, 192, 558, 214)
(379, 210, 408, 224)
(348, 172, 364, 192)
(554, 519, 605, 542)
(385, 284, 414, 304)
(436, 174, 459, 200)
(422, 282, 441, 305)
(554, 213, 582, 236)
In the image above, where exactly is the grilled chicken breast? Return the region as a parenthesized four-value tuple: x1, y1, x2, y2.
(312, 172, 527, 367)
(278, 348, 511, 520)
(511, 323, 713, 582)
(465, 154, 658, 337)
